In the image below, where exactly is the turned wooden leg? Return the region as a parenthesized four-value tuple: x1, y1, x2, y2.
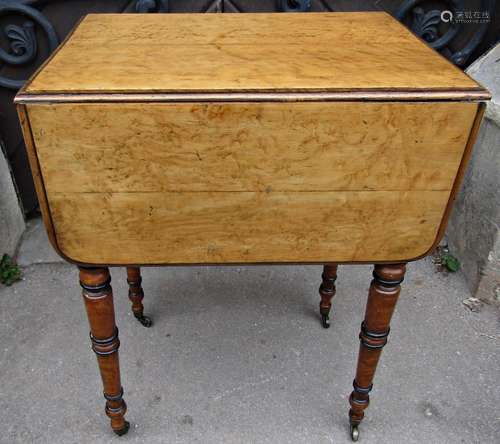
(348, 263, 406, 441)
(126, 267, 152, 327)
(79, 267, 129, 436)
(319, 264, 338, 328)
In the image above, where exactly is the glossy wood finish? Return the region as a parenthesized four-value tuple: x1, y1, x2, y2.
(26, 102, 477, 193)
(349, 264, 406, 438)
(126, 267, 152, 327)
(14, 12, 490, 440)
(21, 13, 482, 96)
(16, 105, 58, 250)
(25, 101, 477, 265)
(319, 265, 338, 328)
(43, 190, 452, 264)
(79, 267, 129, 436)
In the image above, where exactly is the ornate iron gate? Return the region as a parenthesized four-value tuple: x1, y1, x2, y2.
(0, 0, 497, 213)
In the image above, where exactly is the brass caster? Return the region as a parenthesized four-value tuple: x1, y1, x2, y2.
(320, 313, 330, 329)
(350, 424, 359, 442)
(134, 313, 153, 328)
(114, 421, 130, 436)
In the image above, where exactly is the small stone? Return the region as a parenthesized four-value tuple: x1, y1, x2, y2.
(424, 407, 433, 417)
(494, 284, 500, 302)
(462, 297, 482, 312)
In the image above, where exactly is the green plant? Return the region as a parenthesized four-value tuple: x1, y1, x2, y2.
(432, 246, 461, 273)
(0, 254, 22, 286)
(441, 253, 461, 272)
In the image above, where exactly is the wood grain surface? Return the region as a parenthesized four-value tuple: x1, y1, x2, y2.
(48, 190, 449, 264)
(28, 102, 476, 193)
(22, 13, 483, 96)
(26, 101, 478, 264)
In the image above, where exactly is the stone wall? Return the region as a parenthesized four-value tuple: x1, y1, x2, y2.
(0, 141, 25, 256)
(447, 43, 500, 304)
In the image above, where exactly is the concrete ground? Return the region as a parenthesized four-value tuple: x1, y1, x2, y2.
(1, 219, 499, 444)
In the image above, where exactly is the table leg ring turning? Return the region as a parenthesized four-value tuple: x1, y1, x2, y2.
(319, 264, 338, 328)
(80, 267, 130, 436)
(127, 267, 153, 327)
(348, 263, 406, 441)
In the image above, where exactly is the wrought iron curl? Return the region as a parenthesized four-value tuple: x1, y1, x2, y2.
(0, 0, 58, 89)
(135, 0, 168, 13)
(395, 0, 494, 66)
(279, 0, 311, 12)
(2, 21, 36, 65)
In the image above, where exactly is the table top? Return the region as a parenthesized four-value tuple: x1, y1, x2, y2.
(19, 12, 488, 101)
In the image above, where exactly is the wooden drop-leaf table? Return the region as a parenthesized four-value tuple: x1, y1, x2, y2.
(15, 12, 489, 441)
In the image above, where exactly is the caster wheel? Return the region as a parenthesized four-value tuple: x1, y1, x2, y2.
(114, 421, 130, 436)
(135, 313, 153, 328)
(350, 425, 359, 442)
(320, 313, 330, 329)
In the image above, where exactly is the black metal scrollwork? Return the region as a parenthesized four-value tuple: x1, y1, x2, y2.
(279, 0, 311, 12)
(395, 0, 495, 66)
(0, 0, 58, 89)
(2, 21, 36, 65)
(135, 0, 168, 13)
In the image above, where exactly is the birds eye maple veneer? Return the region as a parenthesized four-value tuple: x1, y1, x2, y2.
(15, 12, 489, 441)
